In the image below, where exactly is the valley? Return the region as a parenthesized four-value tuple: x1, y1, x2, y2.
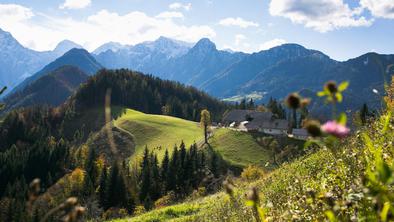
(0, 2, 394, 220)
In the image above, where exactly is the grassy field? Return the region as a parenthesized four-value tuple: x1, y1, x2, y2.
(113, 108, 204, 161)
(109, 194, 222, 222)
(109, 110, 394, 222)
(209, 128, 273, 168)
(113, 109, 298, 166)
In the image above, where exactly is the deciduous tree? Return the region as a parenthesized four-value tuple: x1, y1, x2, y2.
(200, 109, 211, 144)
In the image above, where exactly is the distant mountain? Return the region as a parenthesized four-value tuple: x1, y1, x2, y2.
(2, 66, 88, 112)
(235, 49, 394, 111)
(94, 36, 193, 75)
(92, 42, 125, 54)
(0, 28, 85, 92)
(53, 40, 83, 56)
(165, 38, 246, 86)
(95, 39, 393, 114)
(0, 28, 52, 90)
(95, 37, 246, 87)
(201, 44, 331, 97)
(9, 48, 103, 94)
(2, 31, 393, 115)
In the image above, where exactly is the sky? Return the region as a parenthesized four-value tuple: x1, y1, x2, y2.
(0, 0, 394, 61)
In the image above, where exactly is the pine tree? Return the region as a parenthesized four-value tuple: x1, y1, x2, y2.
(106, 162, 122, 207)
(240, 98, 247, 110)
(98, 165, 108, 209)
(210, 151, 219, 177)
(188, 144, 199, 187)
(248, 98, 255, 109)
(161, 149, 170, 193)
(82, 173, 94, 197)
(167, 145, 179, 191)
(139, 147, 151, 202)
(150, 153, 161, 200)
(178, 141, 187, 192)
(85, 147, 97, 185)
(360, 103, 369, 125)
(268, 97, 286, 118)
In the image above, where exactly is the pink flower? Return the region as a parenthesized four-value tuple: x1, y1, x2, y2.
(321, 121, 350, 138)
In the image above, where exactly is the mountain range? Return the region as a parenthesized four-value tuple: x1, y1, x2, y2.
(93, 37, 394, 112)
(2, 66, 88, 113)
(0, 28, 83, 91)
(9, 48, 102, 95)
(1, 27, 393, 115)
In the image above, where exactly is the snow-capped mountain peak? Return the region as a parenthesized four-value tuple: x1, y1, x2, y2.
(92, 42, 125, 55)
(53, 40, 83, 56)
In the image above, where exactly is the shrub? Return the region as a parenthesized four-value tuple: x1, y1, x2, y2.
(102, 207, 128, 220)
(133, 205, 146, 216)
(241, 165, 265, 182)
(154, 191, 176, 209)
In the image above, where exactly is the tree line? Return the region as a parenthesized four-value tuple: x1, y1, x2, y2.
(69, 69, 228, 122)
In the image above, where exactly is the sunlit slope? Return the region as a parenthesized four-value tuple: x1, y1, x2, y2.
(113, 108, 204, 160)
(209, 128, 273, 167)
(109, 108, 394, 222)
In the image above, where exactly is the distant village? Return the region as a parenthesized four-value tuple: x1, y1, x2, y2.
(220, 109, 309, 140)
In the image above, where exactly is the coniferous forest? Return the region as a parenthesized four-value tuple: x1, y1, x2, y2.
(0, 69, 231, 221)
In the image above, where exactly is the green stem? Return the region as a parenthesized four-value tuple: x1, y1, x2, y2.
(332, 100, 337, 120)
(292, 109, 297, 129)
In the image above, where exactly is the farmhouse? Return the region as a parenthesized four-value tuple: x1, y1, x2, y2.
(222, 109, 273, 125)
(254, 119, 289, 135)
(223, 109, 290, 136)
(291, 128, 309, 140)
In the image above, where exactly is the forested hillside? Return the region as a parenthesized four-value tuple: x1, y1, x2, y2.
(69, 69, 228, 121)
(0, 69, 230, 221)
(1, 66, 88, 113)
(8, 48, 103, 96)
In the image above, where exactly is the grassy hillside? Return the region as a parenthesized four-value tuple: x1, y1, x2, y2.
(110, 108, 394, 221)
(113, 108, 204, 160)
(209, 128, 272, 168)
(209, 128, 304, 168)
(113, 110, 300, 166)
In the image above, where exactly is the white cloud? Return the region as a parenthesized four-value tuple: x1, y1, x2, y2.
(259, 39, 287, 50)
(269, 0, 373, 32)
(169, 2, 192, 11)
(235, 34, 246, 46)
(219, 17, 259, 28)
(0, 6, 215, 51)
(360, 0, 394, 19)
(59, 0, 91, 10)
(0, 4, 34, 23)
(223, 34, 251, 52)
(156, 11, 184, 19)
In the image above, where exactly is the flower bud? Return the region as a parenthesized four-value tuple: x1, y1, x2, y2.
(303, 120, 322, 137)
(286, 93, 301, 109)
(325, 81, 338, 94)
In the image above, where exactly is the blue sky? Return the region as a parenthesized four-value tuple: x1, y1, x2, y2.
(0, 0, 394, 60)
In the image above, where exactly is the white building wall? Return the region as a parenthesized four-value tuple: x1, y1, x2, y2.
(260, 128, 286, 135)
